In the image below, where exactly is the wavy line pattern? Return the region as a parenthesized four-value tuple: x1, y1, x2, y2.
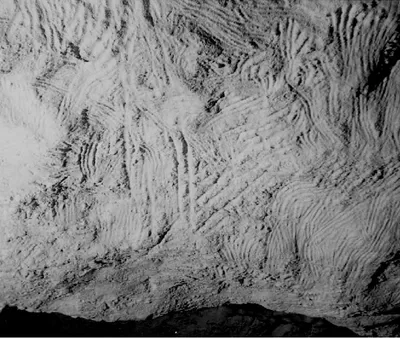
(277, 17, 314, 63)
(217, 217, 269, 271)
(3, 1, 400, 315)
(265, 150, 400, 288)
(219, 233, 266, 271)
(330, 4, 398, 87)
(170, 0, 247, 51)
(239, 49, 283, 88)
(53, 196, 81, 229)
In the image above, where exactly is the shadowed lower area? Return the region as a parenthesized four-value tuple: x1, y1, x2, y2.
(0, 303, 358, 337)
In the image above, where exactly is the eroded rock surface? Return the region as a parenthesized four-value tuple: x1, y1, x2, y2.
(0, 0, 400, 336)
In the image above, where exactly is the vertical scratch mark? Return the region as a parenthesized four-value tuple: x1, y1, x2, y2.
(173, 133, 185, 217)
(187, 140, 196, 230)
(169, 135, 181, 214)
(180, 132, 191, 228)
(123, 108, 132, 192)
(169, 130, 193, 227)
(145, 154, 157, 237)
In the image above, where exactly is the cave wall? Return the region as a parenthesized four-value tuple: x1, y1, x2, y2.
(0, 0, 400, 336)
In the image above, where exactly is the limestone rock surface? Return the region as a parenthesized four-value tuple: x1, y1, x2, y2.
(1, 0, 400, 336)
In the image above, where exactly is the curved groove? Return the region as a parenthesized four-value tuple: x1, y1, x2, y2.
(219, 232, 266, 270)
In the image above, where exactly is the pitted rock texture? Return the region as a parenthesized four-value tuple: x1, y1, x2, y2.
(0, 0, 400, 336)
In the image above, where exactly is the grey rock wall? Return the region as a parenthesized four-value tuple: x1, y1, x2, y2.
(0, 0, 400, 336)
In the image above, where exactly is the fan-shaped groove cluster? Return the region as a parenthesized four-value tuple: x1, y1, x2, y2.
(219, 232, 267, 271)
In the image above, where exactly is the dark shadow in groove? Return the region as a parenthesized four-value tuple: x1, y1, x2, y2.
(142, 0, 155, 27)
(0, 303, 359, 337)
(366, 27, 400, 94)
